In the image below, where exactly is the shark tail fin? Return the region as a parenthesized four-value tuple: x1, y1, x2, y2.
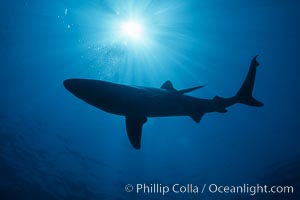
(235, 55, 263, 107)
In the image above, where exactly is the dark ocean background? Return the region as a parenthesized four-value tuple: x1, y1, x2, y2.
(0, 0, 299, 199)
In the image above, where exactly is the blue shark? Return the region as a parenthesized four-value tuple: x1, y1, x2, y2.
(64, 56, 263, 149)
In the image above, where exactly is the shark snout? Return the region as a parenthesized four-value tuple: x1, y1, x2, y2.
(63, 78, 85, 95)
(63, 79, 75, 92)
(63, 78, 100, 98)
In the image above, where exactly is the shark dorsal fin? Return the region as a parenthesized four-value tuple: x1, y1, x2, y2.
(161, 80, 205, 94)
(160, 80, 177, 91)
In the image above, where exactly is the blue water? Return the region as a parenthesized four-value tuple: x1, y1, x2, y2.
(1, 0, 299, 199)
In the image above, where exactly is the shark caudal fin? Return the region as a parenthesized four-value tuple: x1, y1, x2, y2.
(235, 55, 263, 107)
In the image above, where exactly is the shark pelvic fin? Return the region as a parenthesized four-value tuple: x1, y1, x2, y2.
(189, 113, 204, 123)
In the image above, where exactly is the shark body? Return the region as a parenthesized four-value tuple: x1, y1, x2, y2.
(64, 56, 263, 149)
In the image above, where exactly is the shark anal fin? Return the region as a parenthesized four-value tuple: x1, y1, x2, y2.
(213, 96, 228, 113)
(190, 113, 204, 123)
(125, 116, 147, 149)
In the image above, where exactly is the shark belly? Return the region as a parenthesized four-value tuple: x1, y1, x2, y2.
(93, 87, 189, 117)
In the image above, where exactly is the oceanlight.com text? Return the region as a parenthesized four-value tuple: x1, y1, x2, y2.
(124, 183, 294, 196)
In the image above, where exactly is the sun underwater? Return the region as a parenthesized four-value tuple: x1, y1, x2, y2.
(68, 0, 206, 86)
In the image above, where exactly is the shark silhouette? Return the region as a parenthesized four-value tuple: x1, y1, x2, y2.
(64, 56, 263, 149)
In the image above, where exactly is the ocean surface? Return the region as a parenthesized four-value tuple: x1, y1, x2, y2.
(0, 0, 299, 199)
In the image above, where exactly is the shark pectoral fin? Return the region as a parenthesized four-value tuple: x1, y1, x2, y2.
(125, 116, 147, 149)
(178, 85, 205, 94)
(189, 113, 204, 123)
